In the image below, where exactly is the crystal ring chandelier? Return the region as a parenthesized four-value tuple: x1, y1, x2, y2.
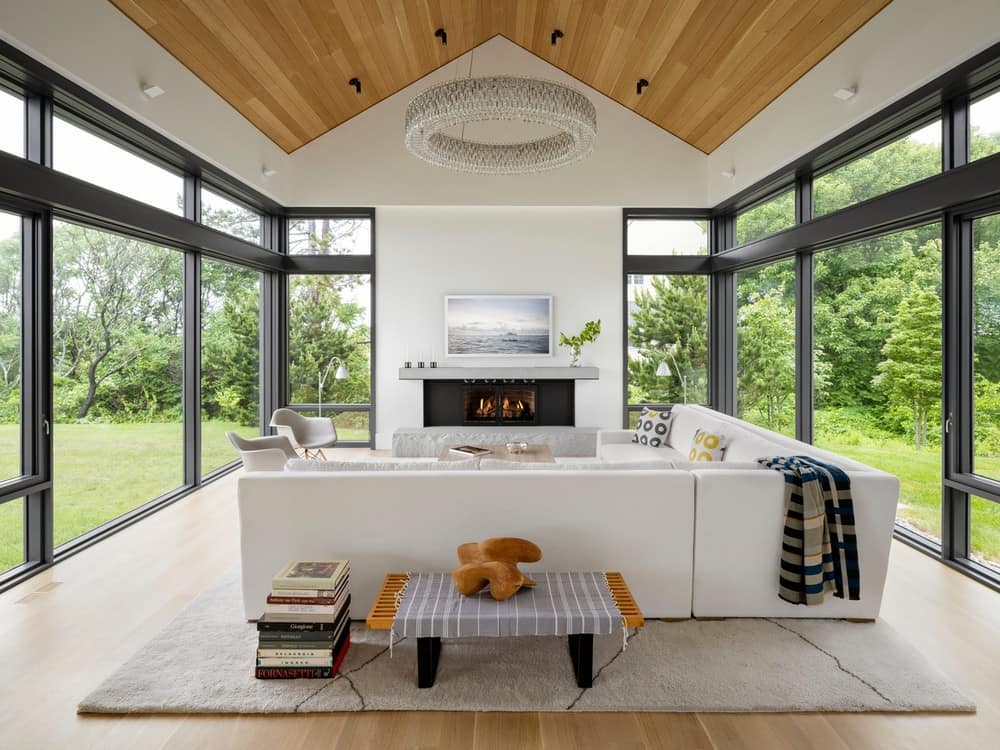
(404, 77, 597, 174)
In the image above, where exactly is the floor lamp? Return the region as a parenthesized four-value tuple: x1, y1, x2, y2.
(318, 356, 349, 418)
(656, 351, 687, 405)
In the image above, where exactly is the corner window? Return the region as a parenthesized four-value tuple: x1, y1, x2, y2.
(626, 274, 709, 409)
(736, 259, 797, 437)
(201, 187, 263, 245)
(53, 115, 183, 215)
(971, 89, 1000, 162)
(972, 212, 1000, 480)
(288, 217, 371, 255)
(735, 189, 795, 246)
(0, 89, 24, 157)
(814, 121, 941, 217)
(626, 218, 708, 255)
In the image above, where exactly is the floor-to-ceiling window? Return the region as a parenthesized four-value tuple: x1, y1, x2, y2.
(626, 274, 709, 422)
(0, 211, 21, 481)
(736, 259, 796, 437)
(623, 214, 710, 425)
(201, 258, 261, 476)
(813, 222, 943, 543)
(970, 212, 1000, 571)
(52, 220, 184, 547)
(0, 209, 23, 573)
(287, 274, 372, 443)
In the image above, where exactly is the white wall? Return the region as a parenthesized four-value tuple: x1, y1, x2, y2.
(375, 206, 622, 449)
(287, 36, 707, 207)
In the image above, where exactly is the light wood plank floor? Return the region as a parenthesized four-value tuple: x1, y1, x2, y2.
(1, 464, 999, 750)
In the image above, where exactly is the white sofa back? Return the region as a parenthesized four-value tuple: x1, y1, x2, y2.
(238, 469, 696, 621)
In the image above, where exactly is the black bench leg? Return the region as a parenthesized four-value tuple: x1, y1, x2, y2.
(568, 633, 593, 688)
(417, 636, 441, 688)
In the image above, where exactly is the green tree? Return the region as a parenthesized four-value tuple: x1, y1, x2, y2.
(737, 289, 796, 433)
(877, 288, 942, 449)
(627, 275, 708, 404)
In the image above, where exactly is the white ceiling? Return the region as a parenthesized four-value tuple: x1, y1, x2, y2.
(0, 0, 998, 207)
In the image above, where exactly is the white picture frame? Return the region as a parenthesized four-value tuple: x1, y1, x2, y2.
(444, 295, 554, 357)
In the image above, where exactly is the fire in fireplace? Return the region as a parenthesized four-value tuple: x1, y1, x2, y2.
(463, 385, 536, 425)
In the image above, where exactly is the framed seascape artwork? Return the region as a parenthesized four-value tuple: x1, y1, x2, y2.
(445, 295, 553, 357)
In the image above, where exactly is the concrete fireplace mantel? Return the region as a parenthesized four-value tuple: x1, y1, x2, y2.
(397, 366, 599, 380)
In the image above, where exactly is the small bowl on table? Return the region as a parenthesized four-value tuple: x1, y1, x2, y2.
(505, 441, 529, 455)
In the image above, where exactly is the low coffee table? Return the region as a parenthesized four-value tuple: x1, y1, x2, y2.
(437, 444, 555, 463)
(366, 571, 643, 688)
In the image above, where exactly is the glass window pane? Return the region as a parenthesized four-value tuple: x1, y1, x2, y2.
(288, 217, 371, 255)
(970, 494, 1000, 574)
(973, 213, 1000, 478)
(814, 222, 942, 543)
(814, 121, 941, 217)
(53, 116, 183, 215)
(201, 259, 261, 476)
(288, 274, 371, 408)
(0, 497, 24, 574)
(736, 259, 796, 437)
(626, 274, 709, 406)
(201, 187, 262, 245)
(626, 218, 708, 255)
(0, 211, 21, 480)
(735, 189, 795, 246)
(971, 89, 1000, 162)
(52, 221, 184, 547)
(0, 89, 24, 157)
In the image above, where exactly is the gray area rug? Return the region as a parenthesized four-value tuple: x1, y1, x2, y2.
(78, 568, 974, 714)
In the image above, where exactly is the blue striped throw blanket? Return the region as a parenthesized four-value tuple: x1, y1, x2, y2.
(758, 456, 860, 605)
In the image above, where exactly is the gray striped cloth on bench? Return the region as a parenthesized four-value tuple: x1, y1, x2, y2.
(392, 572, 623, 638)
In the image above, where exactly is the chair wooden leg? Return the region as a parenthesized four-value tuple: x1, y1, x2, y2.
(317, 448, 328, 460)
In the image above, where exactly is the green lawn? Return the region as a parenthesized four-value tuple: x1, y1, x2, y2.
(0, 420, 369, 571)
(817, 434, 1000, 569)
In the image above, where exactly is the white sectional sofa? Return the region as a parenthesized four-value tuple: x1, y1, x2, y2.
(238, 469, 696, 620)
(599, 405, 900, 619)
(237, 404, 898, 621)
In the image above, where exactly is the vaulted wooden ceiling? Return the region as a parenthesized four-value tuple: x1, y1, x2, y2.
(109, 0, 892, 155)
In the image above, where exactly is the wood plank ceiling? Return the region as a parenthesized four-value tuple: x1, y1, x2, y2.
(109, 1, 892, 155)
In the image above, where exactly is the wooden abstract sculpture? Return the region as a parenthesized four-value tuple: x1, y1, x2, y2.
(451, 537, 542, 601)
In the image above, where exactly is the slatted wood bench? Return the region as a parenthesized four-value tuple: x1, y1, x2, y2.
(367, 571, 644, 688)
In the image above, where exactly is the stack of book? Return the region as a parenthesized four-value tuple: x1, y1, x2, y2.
(254, 560, 351, 679)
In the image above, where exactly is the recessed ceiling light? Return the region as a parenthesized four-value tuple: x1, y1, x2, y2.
(721, 168, 736, 179)
(262, 166, 277, 178)
(141, 83, 165, 99)
(833, 86, 857, 101)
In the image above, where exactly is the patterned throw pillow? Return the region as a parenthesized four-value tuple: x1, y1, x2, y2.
(688, 429, 727, 462)
(631, 407, 674, 448)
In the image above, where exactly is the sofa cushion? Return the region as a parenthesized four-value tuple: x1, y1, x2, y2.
(480, 458, 673, 471)
(673, 460, 768, 471)
(688, 428, 727, 462)
(286, 458, 477, 472)
(600, 443, 685, 462)
(631, 406, 674, 449)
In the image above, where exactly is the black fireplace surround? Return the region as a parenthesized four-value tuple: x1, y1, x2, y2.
(423, 380, 575, 427)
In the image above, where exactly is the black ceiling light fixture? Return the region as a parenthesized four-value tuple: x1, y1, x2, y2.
(636, 78, 649, 95)
(435, 28, 447, 46)
(349, 77, 361, 94)
(551, 29, 564, 46)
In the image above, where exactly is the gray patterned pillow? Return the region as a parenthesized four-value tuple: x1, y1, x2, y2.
(631, 406, 674, 448)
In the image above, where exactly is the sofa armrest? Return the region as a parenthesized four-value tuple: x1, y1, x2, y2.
(597, 429, 635, 447)
(241, 448, 290, 472)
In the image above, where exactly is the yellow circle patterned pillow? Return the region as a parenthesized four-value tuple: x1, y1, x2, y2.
(688, 428, 726, 462)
